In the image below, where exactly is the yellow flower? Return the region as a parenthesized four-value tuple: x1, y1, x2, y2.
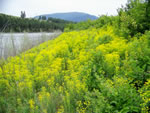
(57, 105, 64, 113)
(29, 99, 35, 109)
(38, 94, 43, 102)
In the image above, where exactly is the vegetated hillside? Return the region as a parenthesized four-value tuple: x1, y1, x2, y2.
(0, 0, 150, 113)
(0, 13, 72, 32)
(0, 26, 150, 113)
(64, 15, 117, 31)
(35, 12, 98, 22)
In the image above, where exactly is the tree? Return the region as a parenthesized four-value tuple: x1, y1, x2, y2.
(146, 0, 150, 29)
(39, 16, 42, 20)
(42, 16, 46, 20)
(21, 11, 26, 19)
(117, 0, 150, 37)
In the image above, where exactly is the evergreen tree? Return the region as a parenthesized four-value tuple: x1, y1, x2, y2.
(39, 16, 42, 20)
(21, 11, 26, 19)
(42, 16, 46, 20)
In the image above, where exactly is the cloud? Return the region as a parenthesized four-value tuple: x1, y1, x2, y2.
(0, 0, 127, 17)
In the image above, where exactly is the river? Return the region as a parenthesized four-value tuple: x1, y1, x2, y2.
(0, 32, 61, 59)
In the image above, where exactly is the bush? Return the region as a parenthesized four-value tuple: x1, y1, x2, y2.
(139, 79, 150, 113)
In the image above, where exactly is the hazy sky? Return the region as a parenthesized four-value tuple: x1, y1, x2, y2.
(0, 0, 127, 17)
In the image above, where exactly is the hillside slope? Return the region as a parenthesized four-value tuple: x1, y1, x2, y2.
(35, 12, 98, 22)
(0, 26, 150, 113)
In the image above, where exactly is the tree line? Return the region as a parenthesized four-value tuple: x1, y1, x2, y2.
(0, 13, 72, 32)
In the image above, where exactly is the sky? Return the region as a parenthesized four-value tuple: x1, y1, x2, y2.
(0, 0, 127, 17)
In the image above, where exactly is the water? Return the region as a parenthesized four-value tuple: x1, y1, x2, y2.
(0, 32, 61, 59)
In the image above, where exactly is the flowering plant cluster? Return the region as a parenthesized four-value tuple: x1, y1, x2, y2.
(0, 26, 150, 113)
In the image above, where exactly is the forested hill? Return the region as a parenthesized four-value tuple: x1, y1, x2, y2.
(0, 13, 73, 32)
(35, 12, 98, 22)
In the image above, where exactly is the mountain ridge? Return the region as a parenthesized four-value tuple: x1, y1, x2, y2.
(35, 12, 98, 22)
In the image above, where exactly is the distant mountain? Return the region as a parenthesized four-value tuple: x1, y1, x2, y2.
(35, 12, 98, 22)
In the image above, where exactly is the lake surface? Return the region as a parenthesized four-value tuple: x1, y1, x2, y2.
(0, 32, 61, 59)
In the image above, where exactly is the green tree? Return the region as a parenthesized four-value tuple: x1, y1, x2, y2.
(42, 16, 46, 20)
(117, 0, 150, 37)
(21, 11, 26, 19)
(146, 0, 150, 29)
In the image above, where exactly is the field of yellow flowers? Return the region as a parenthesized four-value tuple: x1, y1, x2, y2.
(0, 26, 150, 113)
